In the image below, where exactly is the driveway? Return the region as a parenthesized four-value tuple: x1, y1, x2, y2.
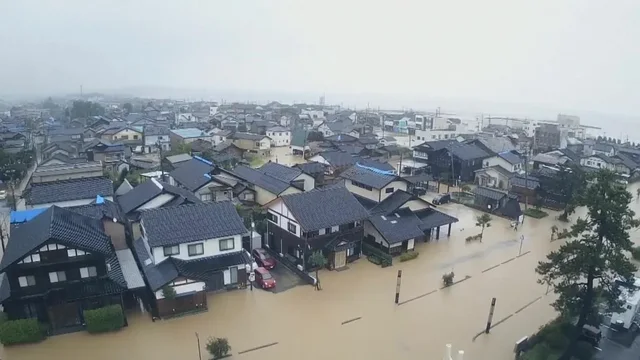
(261, 262, 305, 294)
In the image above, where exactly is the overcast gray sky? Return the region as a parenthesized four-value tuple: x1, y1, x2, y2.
(1, 0, 639, 114)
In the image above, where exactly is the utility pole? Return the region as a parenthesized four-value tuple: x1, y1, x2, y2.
(157, 141, 166, 182)
(485, 297, 497, 334)
(395, 270, 402, 304)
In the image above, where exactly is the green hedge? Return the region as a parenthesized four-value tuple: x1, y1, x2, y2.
(0, 318, 45, 345)
(524, 208, 549, 219)
(399, 251, 419, 262)
(632, 246, 640, 261)
(362, 243, 392, 267)
(83, 305, 125, 334)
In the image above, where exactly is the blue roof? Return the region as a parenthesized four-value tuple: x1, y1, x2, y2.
(193, 156, 213, 166)
(96, 195, 105, 204)
(170, 128, 207, 139)
(10, 208, 48, 224)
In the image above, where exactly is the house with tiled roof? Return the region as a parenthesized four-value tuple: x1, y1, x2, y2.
(167, 157, 235, 203)
(231, 165, 303, 205)
(474, 150, 524, 190)
(426, 141, 491, 182)
(133, 202, 250, 318)
(25, 177, 114, 209)
(364, 190, 458, 255)
(230, 132, 271, 157)
(0, 206, 144, 333)
(340, 164, 410, 206)
(264, 185, 369, 270)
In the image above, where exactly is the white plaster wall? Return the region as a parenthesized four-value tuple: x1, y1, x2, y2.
(267, 200, 301, 237)
(293, 173, 315, 191)
(380, 181, 408, 201)
(137, 193, 175, 211)
(345, 180, 381, 202)
(150, 235, 243, 264)
(155, 281, 205, 299)
(364, 221, 389, 247)
(402, 199, 430, 212)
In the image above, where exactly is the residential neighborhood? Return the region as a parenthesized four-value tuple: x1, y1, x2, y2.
(1, 96, 640, 360)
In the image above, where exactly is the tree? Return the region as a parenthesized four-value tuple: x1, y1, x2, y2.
(41, 96, 58, 110)
(536, 170, 638, 360)
(617, 138, 622, 144)
(70, 100, 105, 118)
(550, 225, 558, 241)
(122, 103, 133, 114)
(308, 250, 327, 290)
(636, 188, 640, 200)
(475, 213, 492, 237)
(547, 165, 587, 222)
(596, 135, 602, 142)
(205, 337, 231, 359)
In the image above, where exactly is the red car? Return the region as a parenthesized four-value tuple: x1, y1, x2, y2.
(255, 267, 276, 289)
(252, 248, 276, 269)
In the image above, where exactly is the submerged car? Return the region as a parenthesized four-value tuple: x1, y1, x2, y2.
(252, 248, 276, 269)
(255, 267, 276, 289)
(433, 193, 451, 205)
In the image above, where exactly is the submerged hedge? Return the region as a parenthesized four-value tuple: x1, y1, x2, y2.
(0, 318, 45, 345)
(84, 305, 125, 334)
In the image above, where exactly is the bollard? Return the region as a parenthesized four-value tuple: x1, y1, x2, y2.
(485, 297, 496, 334)
(395, 270, 402, 304)
(457, 350, 464, 360)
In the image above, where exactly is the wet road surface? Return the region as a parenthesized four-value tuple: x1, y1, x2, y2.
(4, 179, 640, 359)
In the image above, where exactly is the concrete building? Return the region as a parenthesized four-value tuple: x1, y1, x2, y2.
(266, 126, 291, 147)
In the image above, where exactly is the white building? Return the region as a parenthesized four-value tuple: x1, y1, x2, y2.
(266, 126, 291, 147)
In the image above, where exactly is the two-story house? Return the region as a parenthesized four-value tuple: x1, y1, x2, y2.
(427, 142, 490, 183)
(265, 186, 370, 270)
(100, 126, 143, 144)
(82, 139, 128, 173)
(132, 202, 250, 318)
(168, 157, 235, 202)
(266, 126, 291, 147)
(339, 164, 410, 209)
(232, 165, 302, 205)
(143, 125, 171, 153)
(474, 150, 524, 190)
(231, 132, 271, 157)
(0, 206, 141, 333)
(580, 153, 616, 171)
(31, 161, 103, 184)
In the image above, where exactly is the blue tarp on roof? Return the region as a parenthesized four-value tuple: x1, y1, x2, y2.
(10, 208, 47, 224)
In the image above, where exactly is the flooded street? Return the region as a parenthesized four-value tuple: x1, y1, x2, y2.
(4, 183, 640, 359)
(265, 146, 308, 167)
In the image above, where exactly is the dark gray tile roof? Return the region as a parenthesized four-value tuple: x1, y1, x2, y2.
(280, 186, 369, 232)
(352, 193, 379, 211)
(67, 199, 124, 223)
(413, 140, 456, 152)
(403, 174, 434, 184)
(232, 165, 291, 194)
(446, 142, 491, 161)
(144, 125, 170, 136)
(369, 208, 426, 244)
(471, 137, 516, 155)
(336, 144, 365, 155)
(317, 151, 358, 168)
(357, 137, 379, 145)
(593, 143, 614, 152)
(133, 237, 177, 291)
(326, 134, 358, 143)
(140, 202, 248, 247)
(26, 177, 113, 205)
(414, 208, 459, 230)
(42, 153, 87, 165)
(294, 161, 327, 175)
(0, 274, 9, 303)
(169, 158, 215, 191)
(510, 175, 540, 189)
(475, 165, 513, 178)
(370, 190, 417, 215)
(340, 165, 398, 189)
(0, 206, 113, 270)
(498, 151, 523, 165)
(614, 153, 639, 170)
(473, 186, 508, 201)
(259, 162, 302, 182)
(117, 178, 201, 214)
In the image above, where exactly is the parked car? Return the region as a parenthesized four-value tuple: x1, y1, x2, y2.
(255, 267, 276, 290)
(433, 193, 451, 205)
(412, 187, 427, 196)
(252, 248, 276, 269)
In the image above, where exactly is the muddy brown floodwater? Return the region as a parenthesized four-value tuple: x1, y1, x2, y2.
(4, 183, 640, 359)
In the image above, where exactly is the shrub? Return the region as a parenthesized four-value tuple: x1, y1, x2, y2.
(524, 208, 549, 219)
(83, 305, 125, 334)
(442, 272, 455, 287)
(162, 285, 177, 300)
(399, 251, 419, 262)
(632, 246, 640, 261)
(544, 328, 569, 351)
(465, 234, 483, 242)
(367, 255, 381, 265)
(206, 337, 231, 359)
(0, 318, 45, 345)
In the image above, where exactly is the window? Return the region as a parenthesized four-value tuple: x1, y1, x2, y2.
(18, 276, 36, 287)
(133, 135, 139, 140)
(67, 249, 86, 257)
(287, 222, 297, 234)
(188, 243, 204, 257)
(49, 271, 67, 283)
(266, 212, 278, 224)
(163, 245, 180, 256)
(385, 187, 394, 194)
(347, 247, 354, 257)
(219, 238, 235, 251)
(255, 142, 261, 147)
(80, 266, 97, 278)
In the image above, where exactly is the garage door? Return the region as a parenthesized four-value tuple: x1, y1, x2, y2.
(205, 272, 225, 291)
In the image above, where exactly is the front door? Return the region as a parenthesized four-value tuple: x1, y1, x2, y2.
(48, 302, 81, 329)
(334, 250, 347, 269)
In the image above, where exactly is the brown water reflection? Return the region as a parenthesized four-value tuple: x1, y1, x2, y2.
(5, 183, 640, 360)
